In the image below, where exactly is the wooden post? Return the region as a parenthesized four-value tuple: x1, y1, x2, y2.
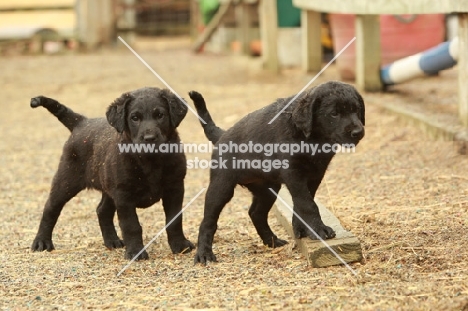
(259, 0, 279, 72)
(76, 0, 115, 49)
(76, 0, 85, 47)
(236, 1, 252, 55)
(76, 0, 99, 49)
(355, 14, 382, 92)
(86, 0, 100, 49)
(100, 0, 114, 45)
(301, 10, 322, 72)
(119, 0, 136, 45)
(458, 13, 468, 126)
(190, 0, 199, 41)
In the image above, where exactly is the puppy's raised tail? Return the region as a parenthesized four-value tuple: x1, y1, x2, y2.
(30, 96, 86, 132)
(189, 91, 225, 144)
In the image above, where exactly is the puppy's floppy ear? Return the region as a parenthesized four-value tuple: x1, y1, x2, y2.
(160, 89, 188, 127)
(106, 92, 133, 133)
(292, 92, 317, 139)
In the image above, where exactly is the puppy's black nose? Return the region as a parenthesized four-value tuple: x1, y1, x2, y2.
(351, 127, 364, 139)
(143, 134, 156, 142)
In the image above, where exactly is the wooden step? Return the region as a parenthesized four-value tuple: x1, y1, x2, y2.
(273, 187, 363, 268)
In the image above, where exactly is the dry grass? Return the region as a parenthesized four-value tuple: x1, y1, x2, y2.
(1, 37, 467, 310)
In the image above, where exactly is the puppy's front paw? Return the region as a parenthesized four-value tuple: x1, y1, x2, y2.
(309, 224, 336, 240)
(104, 239, 125, 250)
(124, 248, 149, 261)
(31, 238, 55, 252)
(264, 236, 288, 248)
(293, 217, 336, 240)
(194, 250, 217, 265)
(169, 238, 195, 254)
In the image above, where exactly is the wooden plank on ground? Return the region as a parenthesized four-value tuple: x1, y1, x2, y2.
(458, 13, 468, 126)
(273, 187, 362, 267)
(192, 0, 233, 53)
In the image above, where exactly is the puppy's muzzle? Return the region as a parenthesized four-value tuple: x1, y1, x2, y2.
(140, 128, 164, 143)
(350, 126, 365, 140)
(143, 133, 157, 142)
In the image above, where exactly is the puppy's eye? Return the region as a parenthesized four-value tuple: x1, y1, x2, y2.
(330, 111, 339, 118)
(130, 115, 140, 122)
(156, 112, 164, 119)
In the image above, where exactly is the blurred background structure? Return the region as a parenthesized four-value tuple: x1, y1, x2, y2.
(0, 0, 460, 70)
(0, 0, 193, 52)
(0, 0, 458, 58)
(1, 0, 467, 132)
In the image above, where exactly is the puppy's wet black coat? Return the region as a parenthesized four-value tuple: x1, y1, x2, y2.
(30, 87, 194, 260)
(189, 81, 365, 264)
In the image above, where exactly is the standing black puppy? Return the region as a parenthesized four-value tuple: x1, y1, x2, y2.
(189, 81, 365, 264)
(30, 87, 194, 260)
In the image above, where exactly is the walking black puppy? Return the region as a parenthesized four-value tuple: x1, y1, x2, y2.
(189, 81, 365, 264)
(30, 87, 194, 260)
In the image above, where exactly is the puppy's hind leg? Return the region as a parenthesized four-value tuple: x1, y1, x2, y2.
(96, 193, 124, 249)
(31, 161, 85, 252)
(194, 179, 236, 264)
(246, 182, 288, 248)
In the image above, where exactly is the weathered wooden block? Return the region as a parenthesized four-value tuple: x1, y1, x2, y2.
(273, 188, 363, 267)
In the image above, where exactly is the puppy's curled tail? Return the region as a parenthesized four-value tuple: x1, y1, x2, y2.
(30, 96, 86, 132)
(189, 91, 225, 144)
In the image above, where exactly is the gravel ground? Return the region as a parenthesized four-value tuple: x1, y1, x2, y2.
(1, 37, 467, 310)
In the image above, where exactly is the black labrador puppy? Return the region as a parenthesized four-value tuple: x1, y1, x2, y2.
(188, 81, 365, 264)
(30, 87, 194, 260)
